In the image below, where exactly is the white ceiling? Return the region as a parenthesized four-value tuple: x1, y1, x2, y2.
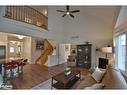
(56, 6, 119, 29)
(28, 6, 119, 30)
(51, 6, 120, 46)
(76, 6, 118, 29)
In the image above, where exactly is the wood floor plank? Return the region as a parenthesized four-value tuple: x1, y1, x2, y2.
(7, 63, 88, 89)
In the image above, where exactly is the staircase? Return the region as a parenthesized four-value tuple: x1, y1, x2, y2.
(35, 39, 53, 65)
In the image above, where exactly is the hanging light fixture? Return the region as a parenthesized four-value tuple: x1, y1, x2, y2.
(16, 35, 26, 39)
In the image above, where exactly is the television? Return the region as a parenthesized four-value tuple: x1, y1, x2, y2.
(98, 58, 108, 69)
(36, 40, 44, 50)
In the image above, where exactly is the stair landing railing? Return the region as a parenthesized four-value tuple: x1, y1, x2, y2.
(4, 6, 48, 30)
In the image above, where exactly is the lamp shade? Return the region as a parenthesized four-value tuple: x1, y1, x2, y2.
(101, 47, 112, 53)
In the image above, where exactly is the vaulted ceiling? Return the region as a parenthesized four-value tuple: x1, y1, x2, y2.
(57, 6, 120, 29)
(52, 6, 120, 46)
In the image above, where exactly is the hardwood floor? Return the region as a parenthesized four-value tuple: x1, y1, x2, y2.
(7, 63, 88, 89)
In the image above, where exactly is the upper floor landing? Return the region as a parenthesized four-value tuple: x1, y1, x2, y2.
(0, 6, 48, 30)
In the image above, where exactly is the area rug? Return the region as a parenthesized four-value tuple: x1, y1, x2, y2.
(32, 75, 85, 90)
(32, 79, 56, 90)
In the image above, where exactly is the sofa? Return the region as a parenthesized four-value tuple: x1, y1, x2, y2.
(72, 66, 127, 89)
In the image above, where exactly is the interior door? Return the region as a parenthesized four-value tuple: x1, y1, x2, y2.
(0, 46, 6, 74)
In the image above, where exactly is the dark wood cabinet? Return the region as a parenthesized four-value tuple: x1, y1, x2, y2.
(76, 44, 92, 69)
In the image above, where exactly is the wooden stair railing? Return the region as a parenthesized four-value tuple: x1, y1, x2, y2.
(35, 39, 54, 65)
(39, 49, 52, 65)
(4, 6, 48, 30)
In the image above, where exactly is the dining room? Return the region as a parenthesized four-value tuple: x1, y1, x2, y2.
(0, 32, 32, 88)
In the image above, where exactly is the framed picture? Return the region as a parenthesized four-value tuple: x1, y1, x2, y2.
(65, 44, 69, 51)
(36, 40, 44, 50)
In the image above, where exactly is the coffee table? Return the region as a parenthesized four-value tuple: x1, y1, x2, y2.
(51, 70, 81, 89)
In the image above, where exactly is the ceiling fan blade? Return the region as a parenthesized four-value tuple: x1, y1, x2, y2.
(62, 14, 67, 17)
(69, 14, 74, 18)
(70, 10, 80, 13)
(56, 10, 65, 13)
(66, 6, 69, 12)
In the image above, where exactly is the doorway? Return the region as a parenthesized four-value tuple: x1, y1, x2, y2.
(0, 46, 6, 74)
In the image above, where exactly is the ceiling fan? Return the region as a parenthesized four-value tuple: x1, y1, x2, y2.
(56, 6, 80, 18)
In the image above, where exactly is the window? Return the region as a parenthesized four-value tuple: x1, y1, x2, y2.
(10, 47, 14, 53)
(18, 45, 21, 52)
(115, 33, 126, 71)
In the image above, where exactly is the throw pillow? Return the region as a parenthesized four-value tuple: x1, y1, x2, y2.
(84, 83, 105, 89)
(91, 67, 106, 83)
(120, 69, 127, 83)
(89, 67, 96, 73)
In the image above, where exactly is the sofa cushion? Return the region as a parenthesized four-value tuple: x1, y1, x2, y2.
(91, 67, 106, 83)
(73, 74, 96, 89)
(101, 67, 127, 89)
(0, 74, 3, 87)
(73, 66, 127, 89)
(120, 69, 127, 83)
(84, 83, 104, 89)
(89, 67, 96, 73)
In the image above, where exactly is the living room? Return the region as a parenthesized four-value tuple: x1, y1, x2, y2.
(0, 3, 127, 92)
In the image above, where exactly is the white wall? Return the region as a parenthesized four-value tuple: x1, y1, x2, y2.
(65, 12, 113, 46)
(22, 37, 32, 63)
(0, 32, 8, 59)
(47, 55, 58, 67)
(0, 6, 65, 65)
(31, 37, 44, 64)
(48, 6, 65, 43)
(0, 6, 65, 44)
(0, 6, 114, 67)
(115, 6, 127, 28)
(64, 7, 113, 68)
(59, 44, 71, 64)
(59, 44, 65, 64)
(47, 44, 71, 67)
(113, 6, 127, 68)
